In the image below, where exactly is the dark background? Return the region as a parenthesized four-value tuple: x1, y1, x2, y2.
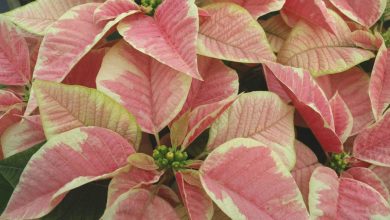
(0, 0, 34, 12)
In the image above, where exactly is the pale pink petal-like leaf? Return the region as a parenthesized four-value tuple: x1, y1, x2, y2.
(1, 115, 45, 158)
(33, 80, 141, 148)
(176, 170, 214, 220)
(353, 111, 390, 167)
(0, 18, 30, 86)
(171, 98, 236, 149)
(291, 141, 321, 207)
(329, 93, 353, 143)
(281, 0, 337, 34)
(3, 0, 104, 35)
(118, 0, 200, 79)
(62, 48, 107, 88)
(309, 166, 390, 219)
(328, 0, 387, 27)
(351, 30, 383, 50)
(0, 90, 22, 111)
(33, 3, 138, 83)
(96, 40, 191, 134)
(207, 92, 296, 169)
(200, 138, 309, 219)
(369, 41, 390, 121)
(211, 0, 285, 18)
(107, 163, 162, 207)
(263, 65, 291, 103)
(278, 11, 375, 76)
(102, 188, 180, 220)
(343, 167, 390, 201)
(370, 165, 390, 196)
(264, 62, 343, 153)
(0, 104, 24, 139)
(181, 55, 238, 114)
(2, 127, 135, 219)
(156, 185, 181, 207)
(197, 3, 275, 63)
(94, 0, 140, 24)
(316, 67, 373, 135)
(259, 15, 292, 53)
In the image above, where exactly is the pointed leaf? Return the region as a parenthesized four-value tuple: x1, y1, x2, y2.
(351, 30, 382, 50)
(369, 41, 390, 121)
(328, 0, 387, 27)
(278, 11, 375, 76)
(2, 127, 135, 219)
(107, 163, 162, 207)
(353, 111, 390, 167)
(329, 93, 353, 142)
(3, 0, 104, 35)
(259, 15, 292, 53)
(370, 165, 390, 197)
(94, 0, 140, 24)
(316, 67, 373, 135)
(309, 166, 390, 219)
(200, 138, 309, 219)
(207, 92, 296, 169)
(0, 104, 24, 137)
(264, 62, 343, 153)
(343, 167, 390, 201)
(96, 40, 191, 134)
(102, 188, 180, 220)
(118, 0, 200, 79)
(291, 141, 321, 207)
(1, 115, 45, 158)
(281, 0, 337, 34)
(197, 3, 275, 63)
(176, 170, 214, 220)
(212, 0, 285, 18)
(0, 90, 22, 111)
(33, 80, 141, 148)
(33, 3, 137, 83)
(0, 18, 30, 86)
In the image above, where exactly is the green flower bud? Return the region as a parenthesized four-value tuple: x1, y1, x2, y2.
(152, 149, 160, 159)
(166, 152, 174, 161)
(172, 161, 181, 169)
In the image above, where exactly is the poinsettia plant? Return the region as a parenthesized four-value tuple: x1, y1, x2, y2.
(0, 0, 390, 219)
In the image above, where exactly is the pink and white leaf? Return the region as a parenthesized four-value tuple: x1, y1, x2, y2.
(353, 111, 390, 167)
(316, 67, 373, 135)
(329, 93, 353, 143)
(107, 163, 162, 207)
(277, 11, 375, 76)
(281, 0, 337, 34)
(94, 0, 140, 24)
(1, 115, 45, 158)
(263, 65, 291, 103)
(118, 0, 200, 79)
(259, 15, 292, 53)
(1, 127, 135, 219)
(0, 90, 22, 111)
(309, 166, 390, 219)
(102, 188, 180, 220)
(96, 40, 191, 134)
(33, 80, 141, 148)
(197, 3, 275, 63)
(351, 30, 383, 50)
(343, 167, 390, 201)
(328, 0, 387, 27)
(291, 141, 321, 207)
(176, 170, 214, 220)
(0, 18, 30, 86)
(3, 0, 104, 35)
(33, 3, 138, 83)
(369, 40, 390, 121)
(180, 55, 238, 115)
(211, 0, 285, 18)
(207, 91, 296, 169)
(370, 165, 390, 198)
(264, 62, 343, 153)
(200, 138, 309, 219)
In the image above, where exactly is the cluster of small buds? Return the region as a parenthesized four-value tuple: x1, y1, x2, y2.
(153, 145, 188, 170)
(140, 0, 163, 15)
(329, 152, 350, 174)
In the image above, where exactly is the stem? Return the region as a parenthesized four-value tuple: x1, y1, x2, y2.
(194, 151, 209, 160)
(154, 133, 161, 146)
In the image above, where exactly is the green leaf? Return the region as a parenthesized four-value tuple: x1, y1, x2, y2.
(42, 180, 109, 220)
(0, 142, 44, 213)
